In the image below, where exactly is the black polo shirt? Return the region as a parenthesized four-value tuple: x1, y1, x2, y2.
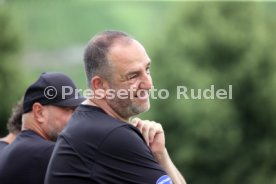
(0, 130, 55, 184)
(45, 105, 172, 184)
(0, 141, 8, 151)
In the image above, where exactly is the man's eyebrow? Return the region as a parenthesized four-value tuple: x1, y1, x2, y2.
(126, 70, 139, 76)
(125, 60, 151, 76)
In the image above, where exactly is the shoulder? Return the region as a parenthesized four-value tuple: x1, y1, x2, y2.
(9, 131, 54, 157)
(62, 105, 129, 143)
(93, 125, 168, 183)
(0, 132, 55, 169)
(99, 124, 148, 155)
(0, 141, 8, 151)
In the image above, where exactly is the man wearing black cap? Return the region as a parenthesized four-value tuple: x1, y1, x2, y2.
(0, 72, 84, 184)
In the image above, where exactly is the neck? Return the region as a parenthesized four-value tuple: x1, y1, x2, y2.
(82, 99, 129, 123)
(0, 133, 17, 144)
(22, 113, 49, 141)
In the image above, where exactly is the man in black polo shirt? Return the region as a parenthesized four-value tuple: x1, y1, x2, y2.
(0, 72, 84, 184)
(45, 31, 186, 184)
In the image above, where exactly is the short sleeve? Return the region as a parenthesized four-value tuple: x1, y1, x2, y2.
(93, 125, 168, 184)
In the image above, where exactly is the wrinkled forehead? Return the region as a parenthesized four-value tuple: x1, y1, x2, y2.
(107, 40, 150, 69)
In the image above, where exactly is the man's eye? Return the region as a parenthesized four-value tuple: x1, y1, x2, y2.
(128, 74, 137, 80)
(146, 67, 150, 74)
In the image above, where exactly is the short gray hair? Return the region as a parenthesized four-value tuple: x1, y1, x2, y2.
(84, 30, 132, 86)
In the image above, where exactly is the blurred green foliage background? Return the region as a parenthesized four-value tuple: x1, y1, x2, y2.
(0, 1, 275, 184)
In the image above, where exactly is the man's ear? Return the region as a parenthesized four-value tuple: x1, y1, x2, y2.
(32, 102, 45, 124)
(90, 76, 107, 90)
(90, 76, 109, 99)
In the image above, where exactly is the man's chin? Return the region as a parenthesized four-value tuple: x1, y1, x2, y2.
(132, 101, 150, 114)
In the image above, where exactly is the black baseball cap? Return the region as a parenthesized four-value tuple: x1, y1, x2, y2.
(23, 72, 85, 113)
